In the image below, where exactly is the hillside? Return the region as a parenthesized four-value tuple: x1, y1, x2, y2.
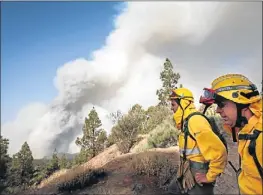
(1, 103, 240, 195)
(21, 134, 239, 195)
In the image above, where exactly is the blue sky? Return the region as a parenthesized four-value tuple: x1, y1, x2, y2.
(1, 1, 122, 123)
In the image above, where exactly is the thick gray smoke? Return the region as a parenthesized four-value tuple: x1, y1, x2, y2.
(2, 2, 261, 158)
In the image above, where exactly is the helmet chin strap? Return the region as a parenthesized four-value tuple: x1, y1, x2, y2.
(177, 99, 192, 131)
(230, 104, 248, 143)
(234, 103, 249, 128)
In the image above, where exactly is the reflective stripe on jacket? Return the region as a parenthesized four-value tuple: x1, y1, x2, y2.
(179, 147, 201, 156)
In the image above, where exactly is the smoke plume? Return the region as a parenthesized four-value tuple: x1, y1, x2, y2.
(2, 2, 261, 158)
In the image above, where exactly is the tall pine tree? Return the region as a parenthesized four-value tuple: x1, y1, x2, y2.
(75, 107, 105, 159)
(59, 154, 68, 169)
(45, 149, 59, 176)
(8, 153, 23, 187)
(19, 142, 34, 185)
(0, 136, 11, 192)
(7, 142, 34, 188)
(156, 58, 181, 106)
(0, 136, 10, 181)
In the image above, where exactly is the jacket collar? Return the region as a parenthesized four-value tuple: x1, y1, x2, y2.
(239, 115, 261, 134)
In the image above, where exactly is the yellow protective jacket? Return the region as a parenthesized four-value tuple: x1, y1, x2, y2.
(237, 114, 263, 195)
(177, 109, 228, 182)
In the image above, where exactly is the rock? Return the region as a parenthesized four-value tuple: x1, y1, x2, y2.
(131, 183, 145, 195)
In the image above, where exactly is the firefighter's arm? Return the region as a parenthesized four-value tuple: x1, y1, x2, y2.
(256, 133, 262, 167)
(255, 124, 263, 170)
(188, 115, 228, 182)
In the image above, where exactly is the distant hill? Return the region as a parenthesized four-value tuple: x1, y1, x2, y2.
(42, 152, 78, 160)
(32, 153, 78, 169)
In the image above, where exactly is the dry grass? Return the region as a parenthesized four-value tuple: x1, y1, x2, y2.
(57, 168, 106, 193)
(131, 151, 178, 188)
(24, 147, 181, 195)
(130, 134, 150, 153)
(37, 122, 179, 188)
(37, 144, 121, 188)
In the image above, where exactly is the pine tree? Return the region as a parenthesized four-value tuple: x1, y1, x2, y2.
(73, 148, 90, 165)
(66, 160, 72, 169)
(7, 153, 23, 187)
(96, 130, 107, 152)
(75, 107, 104, 159)
(0, 136, 10, 181)
(45, 149, 59, 176)
(156, 58, 181, 106)
(7, 142, 34, 188)
(0, 136, 12, 192)
(19, 142, 34, 185)
(59, 154, 68, 169)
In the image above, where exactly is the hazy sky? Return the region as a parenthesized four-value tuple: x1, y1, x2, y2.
(1, 2, 262, 158)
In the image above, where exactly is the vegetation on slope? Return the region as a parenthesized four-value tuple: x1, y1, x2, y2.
(1, 58, 226, 194)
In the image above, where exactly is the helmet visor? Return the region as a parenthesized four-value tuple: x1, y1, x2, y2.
(199, 88, 216, 104)
(199, 88, 226, 106)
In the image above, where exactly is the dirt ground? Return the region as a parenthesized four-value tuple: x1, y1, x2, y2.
(22, 135, 240, 195)
(77, 151, 179, 195)
(73, 138, 239, 195)
(214, 135, 239, 195)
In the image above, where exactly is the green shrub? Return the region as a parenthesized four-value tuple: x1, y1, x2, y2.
(147, 118, 179, 149)
(110, 105, 147, 154)
(142, 105, 172, 134)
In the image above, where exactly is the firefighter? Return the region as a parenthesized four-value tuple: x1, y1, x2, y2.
(168, 87, 227, 195)
(199, 73, 262, 195)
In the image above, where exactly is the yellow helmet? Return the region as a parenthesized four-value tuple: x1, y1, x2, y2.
(169, 87, 194, 102)
(211, 74, 261, 104)
(170, 87, 195, 130)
